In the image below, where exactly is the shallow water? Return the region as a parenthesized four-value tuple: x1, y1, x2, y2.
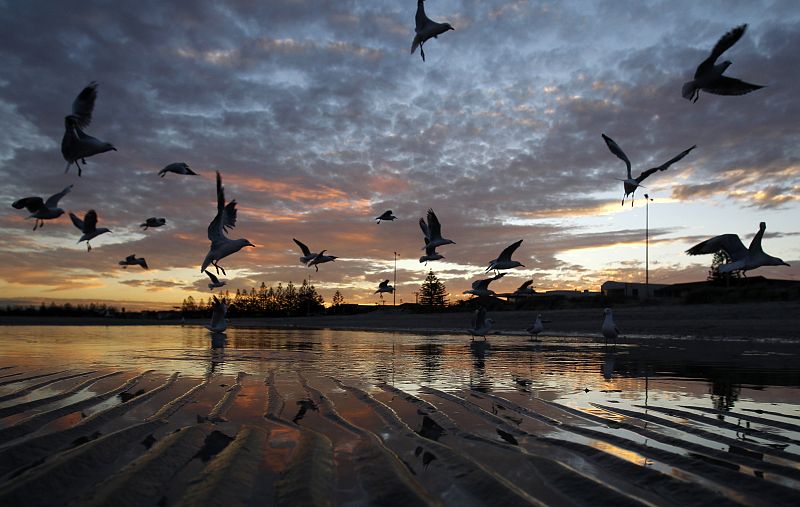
(1, 325, 799, 506)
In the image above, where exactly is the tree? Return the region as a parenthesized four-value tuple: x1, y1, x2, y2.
(332, 290, 345, 307)
(419, 270, 448, 307)
(708, 250, 742, 282)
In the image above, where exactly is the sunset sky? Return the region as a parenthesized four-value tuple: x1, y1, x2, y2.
(1, 0, 798, 309)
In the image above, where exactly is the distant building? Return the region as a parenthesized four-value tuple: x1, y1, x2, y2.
(601, 281, 667, 300)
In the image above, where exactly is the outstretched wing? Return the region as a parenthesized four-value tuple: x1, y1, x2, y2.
(125, 254, 136, 262)
(45, 184, 73, 208)
(489, 272, 506, 283)
(205, 269, 220, 284)
(637, 145, 696, 182)
(415, 0, 430, 32)
(424, 237, 437, 256)
(426, 208, 443, 239)
(696, 24, 747, 77)
(293, 238, 312, 257)
(69, 212, 84, 231)
(140, 258, 149, 270)
(602, 134, 632, 179)
(70, 81, 98, 129)
(378, 280, 390, 289)
(517, 280, 533, 291)
(419, 216, 430, 239)
(208, 172, 237, 243)
(686, 234, 748, 261)
(497, 239, 523, 262)
(84, 209, 98, 233)
(704, 76, 764, 96)
(12, 197, 44, 213)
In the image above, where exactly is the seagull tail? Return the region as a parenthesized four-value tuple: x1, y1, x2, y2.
(681, 80, 696, 100)
(410, 37, 420, 55)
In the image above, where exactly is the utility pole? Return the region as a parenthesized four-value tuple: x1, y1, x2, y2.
(393, 251, 398, 306)
(644, 194, 653, 297)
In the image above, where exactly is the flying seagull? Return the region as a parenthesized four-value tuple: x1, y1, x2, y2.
(158, 162, 197, 177)
(200, 171, 254, 275)
(375, 210, 397, 223)
(419, 237, 445, 265)
(419, 208, 455, 250)
(468, 307, 493, 341)
(463, 273, 505, 298)
(307, 250, 338, 272)
(12, 184, 73, 230)
(69, 209, 111, 251)
(205, 270, 226, 290)
(682, 24, 764, 103)
(140, 217, 166, 230)
(206, 296, 228, 333)
(119, 254, 148, 270)
(601, 134, 696, 206)
(513, 280, 535, 297)
(527, 314, 544, 340)
(61, 82, 116, 177)
(601, 308, 619, 342)
(487, 239, 525, 274)
(293, 238, 319, 266)
(686, 221, 789, 275)
(375, 280, 395, 294)
(411, 0, 454, 62)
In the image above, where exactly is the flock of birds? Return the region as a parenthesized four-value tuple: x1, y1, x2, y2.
(9, 2, 791, 341)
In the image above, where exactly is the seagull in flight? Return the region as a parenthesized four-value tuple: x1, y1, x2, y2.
(140, 217, 166, 230)
(420, 208, 455, 250)
(61, 82, 116, 177)
(12, 184, 73, 230)
(206, 296, 228, 333)
(200, 171, 254, 275)
(468, 307, 493, 341)
(601, 308, 619, 342)
(463, 273, 505, 298)
(375, 280, 395, 294)
(682, 24, 764, 103)
(158, 162, 197, 177)
(419, 237, 445, 265)
(486, 240, 525, 274)
(411, 0, 454, 62)
(205, 270, 226, 290)
(293, 238, 318, 266)
(375, 210, 397, 223)
(513, 280, 535, 297)
(307, 250, 338, 272)
(602, 134, 696, 206)
(69, 209, 111, 251)
(686, 221, 789, 275)
(119, 254, 148, 270)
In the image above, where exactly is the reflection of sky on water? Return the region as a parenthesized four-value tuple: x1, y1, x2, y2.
(1, 325, 798, 450)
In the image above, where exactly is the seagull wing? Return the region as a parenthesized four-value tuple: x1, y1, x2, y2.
(69, 212, 85, 231)
(419, 216, 430, 240)
(415, 0, 430, 31)
(205, 269, 220, 284)
(70, 82, 98, 129)
(472, 278, 490, 290)
(490, 272, 506, 283)
(517, 280, 533, 291)
(208, 172, 231, 244)
(378, 280, 390, 289)
(424, 237, 437, 256)
(140, 258, 149, 269)
(696, 24, 747, 77)
(497, 239, 523, 262)
(703, 76, 764, 96)
(686, 234, 747, 261)
(748, 222, 767, 255)
(12, 197, 44, 213)
(83, 210, 98, 233)
(602, 134, 632, 179)
(426, 208, 443, 240)
(636, 145, 695, 183)
(293, 238, 312, 257)
(44, 185, 73, 208)
(125, 254, 136, 262)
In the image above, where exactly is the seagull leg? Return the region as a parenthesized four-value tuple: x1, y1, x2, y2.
(75, 159, 83, 177)
(64, 161, 72, 174)
(87, 242, 92, 252)
(420, 44, 426, 62)
(314, 264, 319, 272)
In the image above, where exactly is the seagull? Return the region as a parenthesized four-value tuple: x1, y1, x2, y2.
(601, 308, 619, 342)
(205, 270, 226, 290)
(200, 171, 254, 275)
(375, 280, 395, 294)
(206, 296, 228, 333)
(375, 210, 397, 223)
(307, 250, 338, 272)
(69, 209, 111, 251)
(419, 208, 455, 250)
(486, 240, 525, 274)
(527, 314, 544, 340)
(411, 0, 454, 62)
(119, 254, 148, 270)
(601, 134, 696, 206)
(682, 24, 764, 103)
(419, 237, 445, 265)
(12, 185, 73, 230)
(513, 280, 536, 297)
(468, 307, 493, 341)
(686, 221, 790, 275)
(158, 162, 197, 177)
(61, 82, 116, 177)
(140, 217, 166, 230)
(293, 238, 318, 266)
(463, 273, 505, 297)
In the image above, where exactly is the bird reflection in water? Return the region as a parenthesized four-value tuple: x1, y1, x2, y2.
(208, 332, 227, 375)
(469, 340, 491, 392)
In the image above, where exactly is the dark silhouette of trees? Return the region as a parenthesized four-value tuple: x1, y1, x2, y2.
(708, 251, 742, 282)
(419, 270, 448, 307)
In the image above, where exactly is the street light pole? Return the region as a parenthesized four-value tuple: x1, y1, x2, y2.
(393, 251, 397, 307)
(644, 194, 653, 297)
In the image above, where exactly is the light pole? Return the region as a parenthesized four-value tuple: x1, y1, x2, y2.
(393, 251, 398, 306)
(644, 193, 654, 297)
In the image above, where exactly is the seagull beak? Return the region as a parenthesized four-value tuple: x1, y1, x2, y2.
(246, 241, 255, 247)
(783, 262, 791, 266)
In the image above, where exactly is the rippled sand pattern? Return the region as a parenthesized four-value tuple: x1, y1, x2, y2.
(1, 325, 799, 506)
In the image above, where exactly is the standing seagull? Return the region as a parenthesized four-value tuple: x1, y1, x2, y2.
(158, 162, 197, 177)
(602, 134, 696, 206)
(682, 24, 764, 103)
(206, 296, 228, 333)
(419, 237, 445, 265)
(307, 250, 338, 272)
(375, 210, 397, 223)
(12, 184, 73, 230)
(119, 254, 148, 270)
(468, 307, 493, 341)
(411, 0, 454, 62)
(140, 217, 166, 230)
(419, 208, 455, 250)
(69, 209, 111, 251)
(293, 238, 319, 266)
(486, 240, 525, 274)
(463, 273, 505, 298)
(375, 280, 395, 294)
(205, 270, 226, 290)
(527, 314, 544, 340)
(686, 221, 790, 275)
(200, 172, 255, 275)
(61, 82, 116, 177)
(601, 308, 619, 342)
